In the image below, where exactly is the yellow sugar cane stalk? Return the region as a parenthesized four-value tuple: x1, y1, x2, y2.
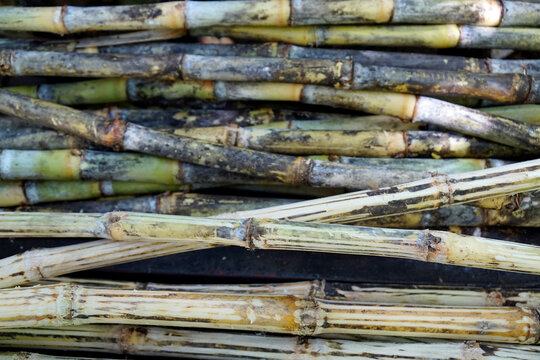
(5, 81, 540, 151)
(1, 211, 540, 274)
(222, 158, 540, 223)
(1, 325, 539, 359)
(0, 0, 535, 34)
(194, 25, 540, 51)
(1, 159, 539, 288)
(0, 90, 445, 189)
(2, 49, 537, 103)
(33, 277, 540, 308)
(0, 283, 539, 344)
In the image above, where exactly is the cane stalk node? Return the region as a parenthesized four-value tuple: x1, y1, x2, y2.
(102, 119, 128, 150)
(0, 51, 12, 76)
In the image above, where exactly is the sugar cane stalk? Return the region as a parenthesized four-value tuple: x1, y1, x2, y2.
(1, 0, 536, 34)
(9, 193, 296, 216)
(32, 277, 540, 308)
(1, 283, 539, 344)
(172, 127, 526, 159)
(0, 107, 425, 131)
(4, 128, 524, 159)
(0, 180, 183, 207)
(0, 90, 441, 189)
(0, 352, 103, 360)
(222, 158, 540, 223)
(101, 42, 540, 77)
(2, 50, 537, 103)
(7, 80, 539, 151)
(2, 211, 540, 274)
(1, 159, 539, 287)
(194, 25, 540, 51)
(1, 325, 539, 359)
(0, 149, 285, 186)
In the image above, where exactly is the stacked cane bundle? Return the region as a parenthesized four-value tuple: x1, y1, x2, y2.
(0, 0, 539, 358)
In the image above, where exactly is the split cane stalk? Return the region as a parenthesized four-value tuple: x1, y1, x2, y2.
(222, 158, 540, 223)
(1, 159, 539, 287)
(0, 90, 444, 189)
(1, 325, 539, 359)
(101, 42, 540, 77)
(32, 278, 540, 308)
(0, 283, 539, 344)
(193, 25, 540, 50)
(3, 50, 538, 103)
(6, 80, 539, 151)
(355, 189, 540, 229)
(0, 0, 535, 34)
(10, 191, 533, 228)
(2, 210, 540, 274)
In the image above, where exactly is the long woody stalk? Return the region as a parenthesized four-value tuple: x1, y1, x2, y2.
(0, 107, 425, 131)
(0, 180, 182, 207)
(1, 325, 539, 359)
(0, 149, 293, 187)
(2, 129, 524, 159)
(0, 352, 102, 360)
(5, 104, 535, 132)
(0, 91, 401, 189)
(6, 39, 539, 77)
(2, 211, 540, 274)
(32, 277, 540, 308)
(1, 283, 539, 344)
(1, 159, 539, 287)
(171, 127, 525, 158)
(101, 42, 540, 77)
(193, 25, 540, 50)
(2, 50, 537, 103)
(11, 190, 533, 227)
(222, 158, 540, 223)
(11, 193, 296, 216)
(0, 0, 535, 34)
(6, 80, 539, 151)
